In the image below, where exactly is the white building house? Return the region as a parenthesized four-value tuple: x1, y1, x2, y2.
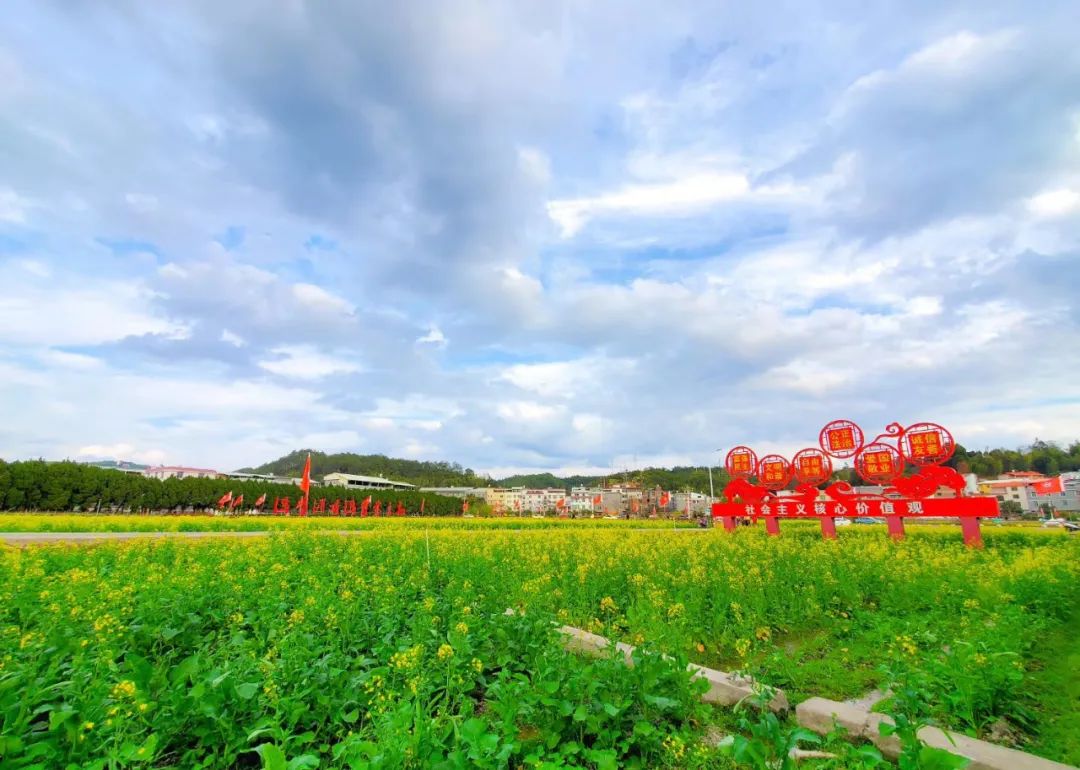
(143, 466, 221, 480)
(323, 473, 415, 491)
(978, 477, 1046, 513)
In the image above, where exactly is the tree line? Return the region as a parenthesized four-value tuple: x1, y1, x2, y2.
(243, 449, 487, 488)
(0, 461, 462, 515)
(948, 440, 1080, 477)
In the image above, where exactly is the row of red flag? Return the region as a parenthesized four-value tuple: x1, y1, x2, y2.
(216, 454, 680, 516)
(217, 491, 428, 517)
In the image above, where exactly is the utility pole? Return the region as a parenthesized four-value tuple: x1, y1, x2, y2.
(708, 448, 722, 501)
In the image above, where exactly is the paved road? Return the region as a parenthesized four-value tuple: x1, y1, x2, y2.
(0, 527, 707, 546)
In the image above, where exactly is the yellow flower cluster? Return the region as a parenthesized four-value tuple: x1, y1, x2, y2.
(390, 644, 424, 671)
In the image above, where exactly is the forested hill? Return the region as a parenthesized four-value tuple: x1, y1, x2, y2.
(240, 450, 488, 488)
(245, 440, 1080, 493)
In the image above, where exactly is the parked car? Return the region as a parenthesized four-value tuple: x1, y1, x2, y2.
(853, 517, 883, 525)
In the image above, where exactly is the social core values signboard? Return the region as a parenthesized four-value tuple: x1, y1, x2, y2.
(713, 420, 999, 546)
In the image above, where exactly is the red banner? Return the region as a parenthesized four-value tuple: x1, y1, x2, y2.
(1033, 477, 1063, 495)
(713, 496, 996, 519)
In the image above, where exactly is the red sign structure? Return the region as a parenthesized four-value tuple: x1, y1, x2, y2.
(713, 420, 998, 546)
(725, 446, 758, 479)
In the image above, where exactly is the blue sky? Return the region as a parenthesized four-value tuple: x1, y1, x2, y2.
(1, 1, 1079, 475)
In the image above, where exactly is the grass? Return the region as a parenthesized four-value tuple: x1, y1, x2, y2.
(1023, 607, 1080, 764)
(1, 520, 1077, 767)
(0, 513, 698, 532)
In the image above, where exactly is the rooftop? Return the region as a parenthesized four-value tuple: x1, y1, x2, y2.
(145, 466, 220, 474)
(323, 472, 415, 488)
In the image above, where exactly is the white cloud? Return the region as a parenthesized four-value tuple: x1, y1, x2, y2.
(495, 400, 564, 422)
(75, 443, 167, 465)
(11, 259, 51, 278)
(292, 283, 355, 315)
(1027, 188, 1080, 217)
(0, 188, 29, 223)
(845, 30, 1019, 101)
(518, 146, 551, 185)
(220, 329, 246, 347)
(258, 345, 362, 380)
(125, 192, 159, 214)
(547, 172, 751, 237)
(416, 325, 447, 347)
(37, 350, 104, 369)
(0, 265, 186, 346)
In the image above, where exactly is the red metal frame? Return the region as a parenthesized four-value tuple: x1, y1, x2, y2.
(725, 446, 758, 480)
(758, 454, 792, 491)
(819, 419, 864, 459)
(854, 442, 903, 484)
(715, 419, 997, 547)
(792, 448, 833, 486)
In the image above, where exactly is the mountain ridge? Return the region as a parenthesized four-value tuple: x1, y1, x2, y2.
(240, 440, 1080, 494)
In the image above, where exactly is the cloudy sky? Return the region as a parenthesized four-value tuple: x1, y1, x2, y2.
(1, 1, 1079, 476)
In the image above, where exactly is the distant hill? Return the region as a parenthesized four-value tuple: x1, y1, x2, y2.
(241, 440, 1080, 495)
(244, 451, 730, 493)
(496, 472, 596, 488)
(240, 450, 489, 488)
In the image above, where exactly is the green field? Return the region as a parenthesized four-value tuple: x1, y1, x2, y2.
(1, 521, 1077, 768)
(0, 513, 697, 532)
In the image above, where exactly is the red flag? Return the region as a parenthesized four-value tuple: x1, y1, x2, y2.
(556, 498, 565, 509)
(217, 491, 233, 509)
(592, 494, 602, 506)
(659, 491, 670, 507)
(231, 494, 244, 509)
(298, 453, 312, 517)
(300, 454, 312, 494)
(1033, 477, 1063, 495)
(360, 496, 371, 516)
(462, 499, 469, 513)
(396, 501, 405, 516)
(374, 500, 382, 516)
(330, 499, 341, 516)
(255, 493, 267, 508)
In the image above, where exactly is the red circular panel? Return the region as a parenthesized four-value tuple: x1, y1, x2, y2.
(899, 422, 955, 467)
(724, 446, 758, 480)
(854, 443, 903, 484)
(757, 454, 792, 491)
(819, 419, 865, 459)
(792, 448, 833, 486)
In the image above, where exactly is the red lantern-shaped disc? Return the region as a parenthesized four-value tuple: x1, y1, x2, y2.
(758, 454, 792, 491)
(899, 422, 955, 467)
(819, 419, 864, 459)
(792, 448, 833, 486)
(854, 443, 903, 484)
(725, 446, 758, 480)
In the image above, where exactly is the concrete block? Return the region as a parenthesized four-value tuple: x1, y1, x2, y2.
(557, 625, 611, 656)
(798, 699, 1080, 770)
(795, 697, 868, 738)
(688, 663, 789, 713)
(549, 620, 788, 712)
(917, 726, 1078, 770)
(545, 614, 1078, 769)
